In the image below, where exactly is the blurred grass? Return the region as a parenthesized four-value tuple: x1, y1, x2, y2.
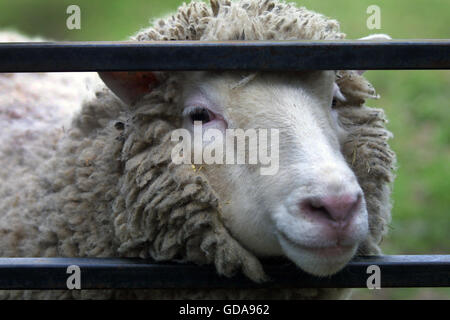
(0, 0, 448, 299)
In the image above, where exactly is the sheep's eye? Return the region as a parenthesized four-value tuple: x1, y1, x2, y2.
(187, 107, 214, 124)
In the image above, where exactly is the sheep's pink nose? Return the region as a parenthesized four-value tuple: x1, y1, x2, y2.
(301, 193, 362, 228)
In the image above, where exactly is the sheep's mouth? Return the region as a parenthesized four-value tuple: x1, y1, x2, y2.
(278, 231, 355, 258)
(276, 231, 358, 276)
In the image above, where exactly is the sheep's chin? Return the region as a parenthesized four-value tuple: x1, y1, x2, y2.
(277, 233, 358, 277)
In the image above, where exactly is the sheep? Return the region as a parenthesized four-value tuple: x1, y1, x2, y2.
(0, 0, 396, 299)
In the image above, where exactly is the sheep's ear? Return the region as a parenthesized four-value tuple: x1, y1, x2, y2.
(356, 34, 391, 75)
(98, 71, 158, 105)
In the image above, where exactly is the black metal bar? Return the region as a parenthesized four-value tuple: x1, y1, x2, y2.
(0, 40, 449, 72)
(0, 255, 448, 289)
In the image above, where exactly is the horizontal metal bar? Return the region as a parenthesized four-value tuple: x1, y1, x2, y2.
(0, 40, 449, 72)
(0, 255, 448, 289)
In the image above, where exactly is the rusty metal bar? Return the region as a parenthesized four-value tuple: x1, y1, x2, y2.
(0, 40, 449, 72)
(0, 255, 448, 289)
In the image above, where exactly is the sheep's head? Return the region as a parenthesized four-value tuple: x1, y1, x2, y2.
(175, 70, 370, 277)
(98, 0, 395, 280)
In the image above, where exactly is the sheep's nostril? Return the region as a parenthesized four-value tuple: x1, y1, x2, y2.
(301, 193, 362, 228)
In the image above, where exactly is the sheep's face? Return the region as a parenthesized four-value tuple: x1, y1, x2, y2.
(179, 71, 369, 276)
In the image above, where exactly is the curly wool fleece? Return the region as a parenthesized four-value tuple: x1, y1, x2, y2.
(0, 0, 395, 299)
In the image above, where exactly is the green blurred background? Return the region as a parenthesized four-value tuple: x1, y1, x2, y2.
(0, 0, 448, 299)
